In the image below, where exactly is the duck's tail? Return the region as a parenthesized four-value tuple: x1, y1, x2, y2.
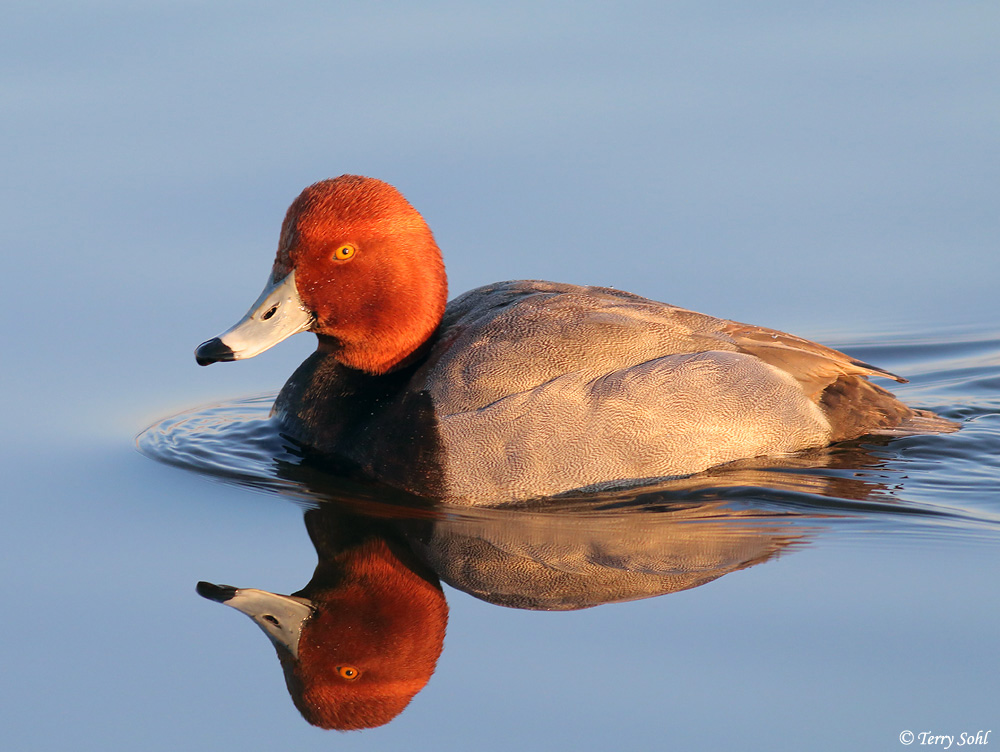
(866, 408, 961, 437)
(820, 375, 960, 441)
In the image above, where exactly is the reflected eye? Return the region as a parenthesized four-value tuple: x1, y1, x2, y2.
(337, 665, 361, 681)
(333, 244, 356, 261)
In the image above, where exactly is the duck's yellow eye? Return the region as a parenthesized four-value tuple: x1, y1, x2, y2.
(333, 244, 356, 261)
(337, 665, 361, 680)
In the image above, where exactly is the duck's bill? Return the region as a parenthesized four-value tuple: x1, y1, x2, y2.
(195, 270, 313, 366)
(196, 581, 315, 657)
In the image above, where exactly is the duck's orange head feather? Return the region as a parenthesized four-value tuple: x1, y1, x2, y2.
(275, 176, 448, 374)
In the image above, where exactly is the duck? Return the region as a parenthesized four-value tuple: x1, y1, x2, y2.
(195, 175, 956, 504)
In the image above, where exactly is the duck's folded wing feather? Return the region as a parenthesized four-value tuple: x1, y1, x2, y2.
(716, 320, 905, 401)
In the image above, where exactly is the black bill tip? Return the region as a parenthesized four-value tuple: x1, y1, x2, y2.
(196, 581, 238, 603)
(195, 338, 235, 366)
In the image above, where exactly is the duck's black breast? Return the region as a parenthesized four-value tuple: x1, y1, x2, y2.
(273, 349, 445, 497)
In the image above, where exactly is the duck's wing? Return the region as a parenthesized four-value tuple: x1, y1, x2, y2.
(713, 320, 958, 439)
(716, 320, 906, 402)
(427, 281, 906, 412)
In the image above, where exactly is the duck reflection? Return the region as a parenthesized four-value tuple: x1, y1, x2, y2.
(198, 507, 446, 730)
(196, 442, 897, 730)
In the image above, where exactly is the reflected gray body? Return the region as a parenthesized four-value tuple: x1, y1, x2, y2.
(276, 281, 942, 504)
(409, 503, 797, 610)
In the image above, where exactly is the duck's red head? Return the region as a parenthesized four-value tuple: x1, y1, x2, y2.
(196, 176, 448, 374)
(198, 538, 448, 730)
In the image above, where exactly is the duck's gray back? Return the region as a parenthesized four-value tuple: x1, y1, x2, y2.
(414, 281, 832, 503)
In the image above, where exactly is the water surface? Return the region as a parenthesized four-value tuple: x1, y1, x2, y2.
(4, 3, 999, 749)
(136, 326, 1000, 735)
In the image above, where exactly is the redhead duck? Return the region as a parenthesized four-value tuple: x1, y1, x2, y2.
(195, 176, 956, 504)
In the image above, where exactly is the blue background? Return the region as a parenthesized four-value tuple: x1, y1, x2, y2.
(2, 3, 997, 749)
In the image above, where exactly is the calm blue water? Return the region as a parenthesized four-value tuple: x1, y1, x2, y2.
(135, 326, 1000, 744)
(3, 3, 998, 750)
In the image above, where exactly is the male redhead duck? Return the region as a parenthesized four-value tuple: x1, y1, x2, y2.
(195, 176, 956, 504)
